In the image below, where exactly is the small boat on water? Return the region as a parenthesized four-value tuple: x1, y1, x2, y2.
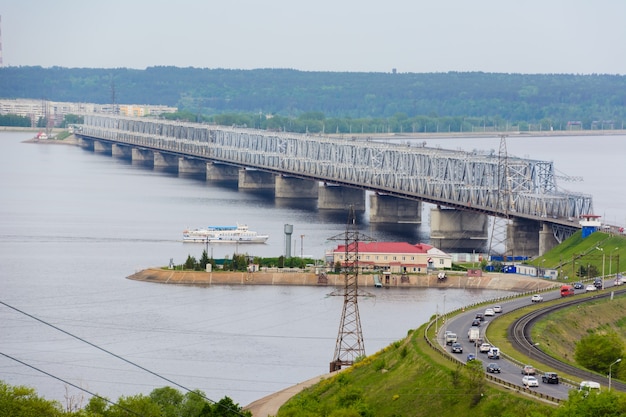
(183, 224, 269, 243)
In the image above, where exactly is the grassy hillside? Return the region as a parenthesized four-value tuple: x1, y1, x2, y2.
(277, 327, 554, 417)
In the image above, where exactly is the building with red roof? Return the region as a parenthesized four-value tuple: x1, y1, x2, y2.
(330, 241, 452, 273)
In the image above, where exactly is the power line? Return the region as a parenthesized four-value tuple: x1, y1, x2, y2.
(0, 300, 248, 417)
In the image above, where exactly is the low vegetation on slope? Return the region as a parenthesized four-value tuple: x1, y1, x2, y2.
(277, 327, 553, 417)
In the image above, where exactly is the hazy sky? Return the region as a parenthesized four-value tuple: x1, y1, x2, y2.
(3, 0, 625, 74)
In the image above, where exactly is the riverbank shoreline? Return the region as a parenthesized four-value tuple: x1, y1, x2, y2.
(127, 268, 558, 292)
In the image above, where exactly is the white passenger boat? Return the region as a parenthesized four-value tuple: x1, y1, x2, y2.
(183, 224, 269, 243)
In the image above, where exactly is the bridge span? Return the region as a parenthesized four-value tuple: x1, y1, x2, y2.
(76, 114, 593, 257)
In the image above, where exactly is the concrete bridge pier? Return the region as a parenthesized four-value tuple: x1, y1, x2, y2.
(131, 148, 154, 167)
(178, 158, 206, 176)
(93, 140, 112, 154)
(206, 163, 239, 182)
(153, 152, 179, 172)
(112, 143, 132, 159)
(238, 169, 275, 191)
(318, 185, 365, 211)
(429, 208, 488, 251)
(275, 176, 319, 198)
(369, 194, 421, 223)
(506, 218, 541, 258)
(539, 222, 559, 256)
(77, 137, 93, 150)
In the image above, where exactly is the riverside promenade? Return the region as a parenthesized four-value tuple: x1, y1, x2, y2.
(127, 268, 557, 292)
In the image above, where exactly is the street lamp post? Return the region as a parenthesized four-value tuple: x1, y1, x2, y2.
(609, 358, 621, 391)
(596, 247, 606, 289)
(610, 247, 619, 279)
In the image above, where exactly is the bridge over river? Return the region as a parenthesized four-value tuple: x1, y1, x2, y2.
(76, 114, 594, 257)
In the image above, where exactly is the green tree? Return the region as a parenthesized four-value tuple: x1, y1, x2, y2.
(184, 255, 198, 270)
(0, 381, 64, 417)
(575, 332, 624, 373)
(553, 389, 626, 416)
(149, 386, 183, 417)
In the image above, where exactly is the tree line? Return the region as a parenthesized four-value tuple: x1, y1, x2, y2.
(1, 66, 625, 132)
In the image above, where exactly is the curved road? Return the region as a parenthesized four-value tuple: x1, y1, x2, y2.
(439, 279, 625, 400)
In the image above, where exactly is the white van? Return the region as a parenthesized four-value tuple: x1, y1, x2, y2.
(579, 381, 601, 393)
(468, 327, 480, 342)
(445, 332, 458, 345)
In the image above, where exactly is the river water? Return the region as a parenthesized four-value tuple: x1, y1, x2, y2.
(0, 131, 622, 408)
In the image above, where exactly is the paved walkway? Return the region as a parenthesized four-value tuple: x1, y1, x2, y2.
(243, 372, 338, 417)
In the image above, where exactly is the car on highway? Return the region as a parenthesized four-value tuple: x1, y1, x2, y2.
(573, 282, 584, 289)
(486, 362, 501, 373)
(531, 294, 543, 302)
(541, 372, 559, 384)
(475, 313, 485, 321)
(451, 342, 463, 353)
(471, 319, 481, 327)
(487, 347, 500, 359)
(594, 278, 603, 289)
(521, 365, 536, 375)
(585, 284, 597, 292)
(467, 353, 476, 362)
(493, 305, 502, 313)
(522, 375, 539, 387)
(479, 343, 492, 353)
(484, 308, 495, 316)
(615, 276, 625, 286)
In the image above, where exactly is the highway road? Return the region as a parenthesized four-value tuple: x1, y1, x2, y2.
(437, 278, 624, 400)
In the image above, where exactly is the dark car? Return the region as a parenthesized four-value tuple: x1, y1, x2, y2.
(573, 282, 584, 289)
(594, 278, 603, 289)
(542, 372, 559, 384)
(467, 353, 476, 362)
(451, 342, 463, 353)
(471, 319, 481, 327)
(475, 313, 485, 321)
(486, 363, 501, 373)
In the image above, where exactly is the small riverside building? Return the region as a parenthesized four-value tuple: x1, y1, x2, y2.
(331, 242, 452, 273)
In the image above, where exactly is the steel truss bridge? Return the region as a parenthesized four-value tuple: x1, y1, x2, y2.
(79, 115, 593, 239)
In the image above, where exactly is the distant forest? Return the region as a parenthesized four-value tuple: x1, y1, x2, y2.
(1, 66, 625, 133)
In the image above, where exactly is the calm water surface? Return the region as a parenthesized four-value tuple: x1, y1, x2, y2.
(0, 131, 621, 407)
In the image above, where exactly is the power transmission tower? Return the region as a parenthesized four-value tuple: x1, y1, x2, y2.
(488, 135, 511, 258)
(328, 206, 375, 372)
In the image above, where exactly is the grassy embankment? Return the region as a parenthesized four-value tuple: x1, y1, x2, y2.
(278, 231, 626, 416)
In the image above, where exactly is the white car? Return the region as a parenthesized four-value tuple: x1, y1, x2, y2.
(493, 305, 502, 313)
(523, 375, 539, 387)
(531, 294, 543, 302)
(585, 284, 597, 292)
(484, 308, 495, 316)
(479, 343, 492, 353)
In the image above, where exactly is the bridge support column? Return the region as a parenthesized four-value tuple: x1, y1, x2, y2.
(429, 208, 488, 251)
(275, 176, 319, 198)
(77, 137, 93, 150)
(93, 140, 112, 154)
(238, 169, 275, 191)
(506, 218, 541, 258)
(318, 185, 365, 211)
(178, 158, 206, 176)
(112, 144, 132, 159)
(131, 148, 154, 167)
(206, 163, 239, 182)
(369, 194, 421, 223)
(153, 152, 179, 172)
(538, 222, 560, 256)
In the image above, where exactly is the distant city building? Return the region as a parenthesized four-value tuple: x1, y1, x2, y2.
(0, 99, 177, 127)
(331, 241, 452, 273)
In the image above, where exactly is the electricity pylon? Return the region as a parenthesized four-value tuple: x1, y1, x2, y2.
(328, 206, 375, 372)
(488, 134, 511, 258)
